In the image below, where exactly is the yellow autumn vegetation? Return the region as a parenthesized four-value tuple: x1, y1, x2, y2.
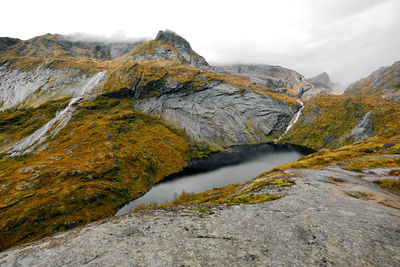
(0, 96, 208, 251)
(281, 94, 400, 149)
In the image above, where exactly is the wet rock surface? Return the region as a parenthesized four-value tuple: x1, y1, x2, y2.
(1, 167, 399, 266)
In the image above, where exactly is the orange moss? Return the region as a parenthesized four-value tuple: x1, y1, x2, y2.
(0, 96, 206, 252)
(282, 94, 400, 149)
(270, 136, 400, 172)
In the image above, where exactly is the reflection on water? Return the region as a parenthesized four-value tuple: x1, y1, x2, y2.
(116, 143, 312, 215)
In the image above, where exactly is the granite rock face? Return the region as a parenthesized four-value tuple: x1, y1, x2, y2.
(135, 80, 297, 148)
(1, 167, 399, 266)
(0, 63, 104, 110)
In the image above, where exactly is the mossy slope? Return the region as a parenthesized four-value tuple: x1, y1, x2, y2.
(0, 96, 206, 251)
(281, 95, 400, 150)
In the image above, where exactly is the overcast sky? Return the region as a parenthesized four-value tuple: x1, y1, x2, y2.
(2, 0, 399, 86)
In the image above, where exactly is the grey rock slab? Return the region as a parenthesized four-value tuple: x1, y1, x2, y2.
(0, 65, 104, 111)
(135, 82, 296, 148)
(1, 168, 400, 266)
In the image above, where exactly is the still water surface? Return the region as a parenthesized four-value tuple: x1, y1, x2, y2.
(116, 143, 312, 215)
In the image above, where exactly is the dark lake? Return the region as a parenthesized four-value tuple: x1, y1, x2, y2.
(116, 143, 312, 215)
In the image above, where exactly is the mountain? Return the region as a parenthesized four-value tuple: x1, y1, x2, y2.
(0, 33, 142, 60)
(345, 61, 400, 102)
(213, 64, 330, 99)
(307, 71, 339, 91)
(280, 61, 400, 149)
(0, 30, 306, 250)
(0, 30, 399, 264)
(124, 30, 210, 69)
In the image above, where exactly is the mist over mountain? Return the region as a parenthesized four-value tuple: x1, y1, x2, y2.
(62, 32, 148, 44)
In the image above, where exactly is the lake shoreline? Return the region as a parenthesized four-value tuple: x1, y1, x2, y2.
(116, 142, 313, 215)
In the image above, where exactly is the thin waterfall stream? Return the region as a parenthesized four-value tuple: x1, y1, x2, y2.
(275, 100, 304, 142)
(3, 72, 105, 156)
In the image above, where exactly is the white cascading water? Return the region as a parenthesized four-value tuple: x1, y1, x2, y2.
(4, 71, 105, 156)
(275, 100, 304, 142)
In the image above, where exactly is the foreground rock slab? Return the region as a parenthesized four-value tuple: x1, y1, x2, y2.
(1, 168, 400, 266)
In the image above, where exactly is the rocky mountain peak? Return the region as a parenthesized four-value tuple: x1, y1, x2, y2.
(307, 72, 337, 92)
(155, 30, 192, 51)
(308, 72, 330, 84)
(155, 30, 209, 68)
(128, 30, 209, 69)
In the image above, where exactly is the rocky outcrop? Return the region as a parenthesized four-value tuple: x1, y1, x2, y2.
(213, 64, 330, 99)
(1, 166, 399, 266)
(307, 72, 339, 95)
(155, 30, 209, 69)
(307, 72, 337, 90)
(339, 111, 374, 143)
(127, 30, 209, 69)
(0, 37, 21, 51)
(308, 72, 330, 85)
(135, 80, 297, 148)
(345, 61, 400, 102)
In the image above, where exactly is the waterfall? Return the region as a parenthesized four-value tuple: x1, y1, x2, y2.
(275, 100, 304, 142)
(3, 72, 105, 156)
